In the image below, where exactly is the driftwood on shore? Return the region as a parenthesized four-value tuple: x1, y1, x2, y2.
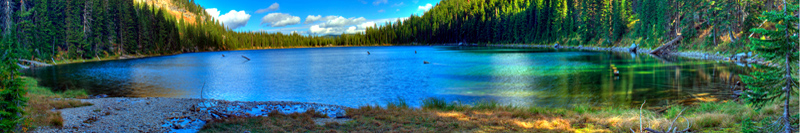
(18, 59, 53, 67)
(650, 35, 684, 55)
(118, 55, 136, 59)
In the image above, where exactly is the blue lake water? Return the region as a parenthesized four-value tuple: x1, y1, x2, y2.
(24, 46, 751, 107)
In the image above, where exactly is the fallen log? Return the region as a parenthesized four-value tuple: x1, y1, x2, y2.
(650, 35, 684, 55)
(18, 59, 53, 67)
(17, 63, 30, 69)
(241, 55, 251, 61)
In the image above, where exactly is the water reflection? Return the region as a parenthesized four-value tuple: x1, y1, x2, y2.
(24, 46, 752, 108)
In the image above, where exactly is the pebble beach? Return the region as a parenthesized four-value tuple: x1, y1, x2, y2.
(33, 97, 350, 133)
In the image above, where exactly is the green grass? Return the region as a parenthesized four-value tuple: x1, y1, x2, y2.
(23, 77, 88, 99)
(20, 77, 92, 131)
(421, 98, 469, 111)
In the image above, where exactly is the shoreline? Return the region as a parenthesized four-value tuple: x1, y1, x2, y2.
(28, 43, 770, 67)
(27, 43, 769, 132)
(434, 43, 771, 66)
(27, 44, 399, 67)
(33, 97, 351, 133)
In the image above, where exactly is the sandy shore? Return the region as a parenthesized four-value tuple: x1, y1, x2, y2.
(33, 97, 350, 133)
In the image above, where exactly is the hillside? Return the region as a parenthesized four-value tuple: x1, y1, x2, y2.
(134, 0, 206, 25)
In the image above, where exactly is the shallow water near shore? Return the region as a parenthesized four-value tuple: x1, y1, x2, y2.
(24, 46, 752, 108)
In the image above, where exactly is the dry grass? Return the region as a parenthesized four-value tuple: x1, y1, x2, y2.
(202, 105, 577, 132)
(200, 109, 329, 133)
(21, 77, 92, 130)
(201, 97, 795, 133)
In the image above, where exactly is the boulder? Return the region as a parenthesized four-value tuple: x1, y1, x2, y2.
(553, 43, 561, 49)
(629, 43, 638, 53)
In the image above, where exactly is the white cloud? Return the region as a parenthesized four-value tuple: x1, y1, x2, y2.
(261, 13, 301, 27)
(378, 9, 385, 13)
(206, 8, 221, 18)
(205, 8, 251, 29)
(372, 0, 387, 5)
(412, 0, 419, 4)
(310, 25, 365, 35)
(319, 16, 367, 28)
(304, 15, 339, 24)
(307, 17, 405, 35)
(358, 22, 376, 29)
(261, 26, 308, 33)
(309, 25, 338, 35)
(345, 26, 363, 34)
(304, 16, 366, 27)
(255, 3, 280, 13)
(391, 2, 404, 7)
(418, 3, 433, 11)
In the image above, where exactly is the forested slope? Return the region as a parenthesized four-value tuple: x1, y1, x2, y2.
(0, 0, 380, 62)
(361, 0, 791, 54)
(3, 0, 787, 62)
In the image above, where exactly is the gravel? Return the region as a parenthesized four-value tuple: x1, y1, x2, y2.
(33, 98, 351, 133)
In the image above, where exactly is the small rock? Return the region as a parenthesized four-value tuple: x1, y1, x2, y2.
(91, 94, 109, 99)
(732, 52, 756, 61)
(173, 123, 184, 129)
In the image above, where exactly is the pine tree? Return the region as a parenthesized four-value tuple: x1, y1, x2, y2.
(0, 17, 26, 133)
(741, 3, 798, 133)
(33, 0, 52, 59)
(15, 0, 33, 58)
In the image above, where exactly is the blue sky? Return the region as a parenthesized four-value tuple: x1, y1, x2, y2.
(194, 0, 440, 35)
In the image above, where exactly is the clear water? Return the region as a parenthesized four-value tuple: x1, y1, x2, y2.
(23, 46, 751, 107)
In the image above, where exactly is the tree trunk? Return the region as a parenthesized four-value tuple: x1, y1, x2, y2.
(784, 52, 792, 133)
(650, 35, 684, 55)
(781, 0, 792, 131)
(713, 21, 718, 46)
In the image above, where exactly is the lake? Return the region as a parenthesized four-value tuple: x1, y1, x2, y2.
(24, 46, 751, 108)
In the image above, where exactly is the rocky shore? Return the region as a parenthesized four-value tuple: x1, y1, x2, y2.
(33, 97, 350, 133)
